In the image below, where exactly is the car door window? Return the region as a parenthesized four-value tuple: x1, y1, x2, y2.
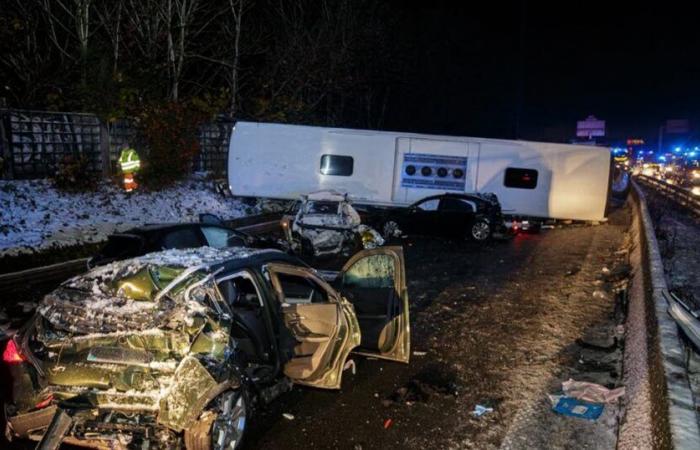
(415, 198, 439, 211)
(439, 197, 475, 213)
(217, 272, 269, 362)
(160, 228, 205, 249)
(276, 273, 330, 304)
(343, 254, 395, 289)
(201, 226, 245, 248)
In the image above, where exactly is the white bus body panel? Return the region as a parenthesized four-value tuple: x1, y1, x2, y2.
(228, 122, 611, 221)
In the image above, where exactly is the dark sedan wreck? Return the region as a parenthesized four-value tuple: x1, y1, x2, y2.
(3, 246, 409, 449)
(379, 193, 507, 241)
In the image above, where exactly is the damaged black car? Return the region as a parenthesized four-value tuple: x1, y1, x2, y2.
(379, 193, 506, 241)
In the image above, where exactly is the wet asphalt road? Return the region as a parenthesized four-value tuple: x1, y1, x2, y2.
(244, 205, 630, 450)
(2, 204, 631, 450)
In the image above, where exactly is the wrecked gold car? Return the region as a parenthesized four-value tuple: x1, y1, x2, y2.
(3, 246, 409, 449)
(280, 191, 384, 259)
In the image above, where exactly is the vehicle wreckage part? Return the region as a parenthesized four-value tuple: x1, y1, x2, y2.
(382, 221, 402, 239)
(185, 390, 247, 450)
(158, 356, 218, 431)
(5, 405, 58, 439)
(36, 408, 72, 450)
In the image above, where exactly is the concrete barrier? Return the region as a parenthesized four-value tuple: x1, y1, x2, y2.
(618, 182, 700, 449)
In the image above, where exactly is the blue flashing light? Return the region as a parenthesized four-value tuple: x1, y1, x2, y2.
(690, 151, 697, 158)
(674, 147, 682, 153)
(658, 155, 667, 162)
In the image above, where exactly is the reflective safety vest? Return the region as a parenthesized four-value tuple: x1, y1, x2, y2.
(119, 147, 141, 173)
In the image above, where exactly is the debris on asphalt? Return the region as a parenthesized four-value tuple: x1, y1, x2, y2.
(602, 263, 632, 282)
(383, 364, 459, 407)
(472, 404, 494, 417)
(412, 351, 427, 356)
(592, 290, 607, 299)
(383, 418, 393, 429)
(562, 379, 625, 403)
(551, 396, 604, 420)
(282, 413, 295, 420)
(565, 267, 581, 277)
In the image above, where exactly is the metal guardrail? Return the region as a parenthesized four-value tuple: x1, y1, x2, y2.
(0, 258, 89, 293)
(621, 181, 700, 449)
(0, 213, 283, 297)
(635, 174, 700, 216)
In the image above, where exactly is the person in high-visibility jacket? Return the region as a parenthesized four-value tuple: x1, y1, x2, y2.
(118, 146, 141, 192)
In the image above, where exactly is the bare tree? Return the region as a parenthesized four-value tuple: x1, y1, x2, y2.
(226, 0, 244, 117)
(93, 0, 124, 76)
(161, 0, 209, 101)
(0, 1, 58, 105)
(40, 0, 94, 85)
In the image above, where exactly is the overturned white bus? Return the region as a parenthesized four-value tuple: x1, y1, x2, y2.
(228, 122, 612, 221)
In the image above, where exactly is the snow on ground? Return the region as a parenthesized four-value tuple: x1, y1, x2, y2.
(0, 176, 255, 257)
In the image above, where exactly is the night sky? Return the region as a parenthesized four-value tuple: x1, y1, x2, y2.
(383, 1, 700, 144)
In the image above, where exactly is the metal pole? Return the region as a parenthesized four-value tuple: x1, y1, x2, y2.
(0, 110, 12, 179)
(99, 121, 111, 179)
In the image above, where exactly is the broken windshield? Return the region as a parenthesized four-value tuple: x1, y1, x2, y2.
(304, 201, 340, 215)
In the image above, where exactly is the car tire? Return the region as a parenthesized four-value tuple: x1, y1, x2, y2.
(470, 220, 491, 242)
(185, 389, 248, 450)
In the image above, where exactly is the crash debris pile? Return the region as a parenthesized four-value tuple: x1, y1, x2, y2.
(282, 191, 384, 258)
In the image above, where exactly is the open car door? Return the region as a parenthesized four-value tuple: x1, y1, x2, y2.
(338, 246, 410, 363)
(266, 263, 360, 390)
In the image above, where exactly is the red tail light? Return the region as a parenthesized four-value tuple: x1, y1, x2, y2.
(3, 339, 27, 364)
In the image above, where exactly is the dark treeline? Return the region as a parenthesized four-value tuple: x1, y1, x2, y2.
(0, 0, 405, 128)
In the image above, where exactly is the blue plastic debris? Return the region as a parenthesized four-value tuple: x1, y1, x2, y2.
(552, 396, 604, 420)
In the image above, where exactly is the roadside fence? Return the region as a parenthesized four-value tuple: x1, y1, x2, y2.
(0, 108, 233, 180)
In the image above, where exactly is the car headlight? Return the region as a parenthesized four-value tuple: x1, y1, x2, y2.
(692, 186, 700, 196)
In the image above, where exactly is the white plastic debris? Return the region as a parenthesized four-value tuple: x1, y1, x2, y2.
(562, 379, 625, 403)
(472, 405, 493, 417)
(282, 413, 295, 420)
(412, 351, 427, 356)
(344, 359, 356, 375)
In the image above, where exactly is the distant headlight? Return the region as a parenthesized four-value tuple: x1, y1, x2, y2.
(692, 187, 700, 196)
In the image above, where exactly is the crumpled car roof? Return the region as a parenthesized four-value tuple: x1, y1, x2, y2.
(38, 247, 283, 334)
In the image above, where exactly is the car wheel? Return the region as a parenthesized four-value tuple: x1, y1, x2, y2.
(470, 220, 491, 242)
(185, 390, 248, 450)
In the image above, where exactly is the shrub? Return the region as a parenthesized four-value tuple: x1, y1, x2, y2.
(137, 102, 208, 188)
(53, 154, 97, 191)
